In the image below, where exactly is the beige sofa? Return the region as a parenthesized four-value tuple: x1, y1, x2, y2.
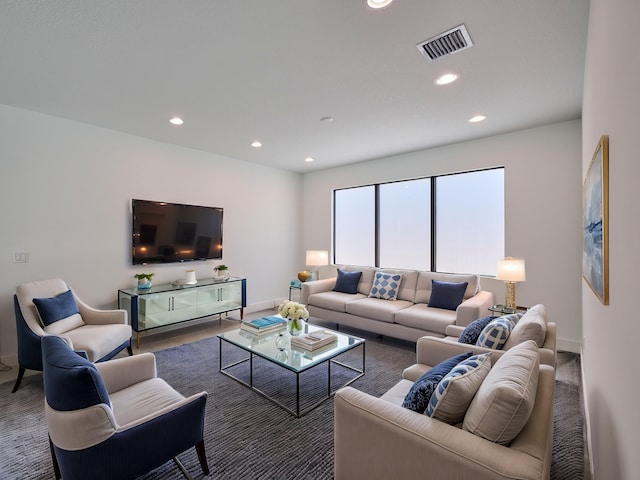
(301, 267, 494, 342)
(334, 339, 554, 480)
(402, 304, 557, 372)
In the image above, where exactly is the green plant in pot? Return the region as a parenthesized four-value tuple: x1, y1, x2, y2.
(134, 273, 154, 289)
(214, 264, 229, 279)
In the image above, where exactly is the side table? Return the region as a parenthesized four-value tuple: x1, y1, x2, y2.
(489, 304, 528, 315)
(289, 284, 302, 301)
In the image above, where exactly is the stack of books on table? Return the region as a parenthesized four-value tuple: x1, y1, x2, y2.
(290, 331, 337, 351)
(240, 316, 287, 335)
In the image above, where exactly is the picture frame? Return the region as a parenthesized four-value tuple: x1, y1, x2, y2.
(582, 135, 609, 304)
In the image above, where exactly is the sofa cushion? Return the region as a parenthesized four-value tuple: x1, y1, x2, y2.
(346, 297, 414, 323)
(476, 316, 512, 350)
(333, 269, 362, 294)
(463, 340, 539, 445)
(428, 280, 468, 311)
(307, 291, 366, 313)
(42, 336, 111, 411)
(394, 303, 457, 335)
(64, 324, 133, 362)
(33, 289, 85, 334)
(502, 304, 547, 350)
(379, 379, 415, 405)
(425, 352, 492, 423)
(369, 272, 402, 301)
(458, 315, 497, 344)
(401, 352, 472, 413)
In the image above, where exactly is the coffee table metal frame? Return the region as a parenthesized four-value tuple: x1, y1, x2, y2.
(218, 326, 365, 417)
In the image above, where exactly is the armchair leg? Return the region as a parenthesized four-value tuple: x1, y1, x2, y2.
(127, 342, 133, 356)
(195, 440, 210, 475)
(49, 436, 61, 480)
(11, 366, 25, 393)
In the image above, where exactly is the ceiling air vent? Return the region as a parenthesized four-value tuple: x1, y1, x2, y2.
(416, 24, 473, 62)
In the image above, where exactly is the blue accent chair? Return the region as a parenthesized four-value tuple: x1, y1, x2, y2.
(12, 278, 133, 392)
(42, 335, 210, 480)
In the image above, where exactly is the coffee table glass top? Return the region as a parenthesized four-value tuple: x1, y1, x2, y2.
(218, 325, 364, 373)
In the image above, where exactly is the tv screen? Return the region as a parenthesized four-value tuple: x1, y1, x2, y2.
(132, 199, 223, 265)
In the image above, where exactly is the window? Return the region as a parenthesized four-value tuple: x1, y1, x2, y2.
(334, 186, 375, 266)
(379, 179, 431, 270)
(435, 169, 504, 274)
(333, 168, 504, 276)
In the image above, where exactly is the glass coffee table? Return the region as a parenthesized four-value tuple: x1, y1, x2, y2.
(218, 324, 365, 417)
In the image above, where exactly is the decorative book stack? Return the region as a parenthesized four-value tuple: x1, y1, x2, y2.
(240, 316, 287, 335)
(290, 331, 337, 351)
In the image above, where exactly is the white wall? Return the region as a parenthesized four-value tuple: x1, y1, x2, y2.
(582, 1, 640, 478)
(302, 120, 583, 352)
(0, 104, 303, 363)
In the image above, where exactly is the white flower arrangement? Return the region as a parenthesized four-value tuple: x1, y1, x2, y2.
(278, 301, 309, 321)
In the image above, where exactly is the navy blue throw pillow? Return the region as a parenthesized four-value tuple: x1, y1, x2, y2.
(458, 315, 497, 344)
(33, 289, 79, 326)
(42, 336, 111, 411)
(333, 269, 362, 294)
(428, 280, 469, 311)
(401, 352, 472, 413)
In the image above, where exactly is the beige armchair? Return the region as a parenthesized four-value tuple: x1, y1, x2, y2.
(403, 304, 556, 383)
(334, 339, 555, 480)
(12, 278, 132, 392)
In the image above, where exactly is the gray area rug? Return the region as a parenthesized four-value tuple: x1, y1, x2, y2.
(0, 333, 584, 479)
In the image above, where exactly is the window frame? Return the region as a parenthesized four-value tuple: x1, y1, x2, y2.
(332, 166, 504, 275)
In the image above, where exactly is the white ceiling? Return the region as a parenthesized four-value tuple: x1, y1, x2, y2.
(0, 1, 589, 173)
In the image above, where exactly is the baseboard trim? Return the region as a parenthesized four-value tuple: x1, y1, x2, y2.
(557, 337, 581, 353)
(580, 341, 594, 480)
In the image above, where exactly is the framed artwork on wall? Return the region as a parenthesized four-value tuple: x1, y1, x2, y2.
(583, 135, 609, 305)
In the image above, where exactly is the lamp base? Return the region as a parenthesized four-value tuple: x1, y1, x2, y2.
(504, 282, 517, 310)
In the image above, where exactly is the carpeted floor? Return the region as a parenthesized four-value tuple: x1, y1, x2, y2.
(0, 332, 585, 479)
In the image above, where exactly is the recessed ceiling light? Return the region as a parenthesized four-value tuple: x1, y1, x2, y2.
(320, 116, 334, 123)
(304, 157, 315, 163)
(169, 117, 184, 125)
(469, 115, 487, 123)
(435, 73, 459, 86)
(251, 141, 263, 148)
(367, 0, 394, 9)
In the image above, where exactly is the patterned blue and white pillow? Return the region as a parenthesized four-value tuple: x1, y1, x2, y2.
(458, 316, 497, 344)
(369, 272, 402, 301)
(501, 313, 524, 329)
(476, 317, 512, 349)
(425, 353, 492, 423)
(401, 352, 472, 414)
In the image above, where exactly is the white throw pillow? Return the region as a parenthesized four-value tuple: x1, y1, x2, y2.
(502, 304, 547, 350)
(462, 340, 539, 445)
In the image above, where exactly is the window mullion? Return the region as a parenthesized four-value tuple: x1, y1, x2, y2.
(374, 184, 380, 267)
(430, 177, 437, 272)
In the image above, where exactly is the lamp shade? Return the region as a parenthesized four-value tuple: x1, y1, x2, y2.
(306, 250, 329, 266)
(496, 257, 526, 282)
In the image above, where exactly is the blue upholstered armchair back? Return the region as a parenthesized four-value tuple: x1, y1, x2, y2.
(42, 336, 111, 411)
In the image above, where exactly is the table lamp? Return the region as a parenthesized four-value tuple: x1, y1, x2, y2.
(496, 257, 526, 310)
(301, 250, 329, 281)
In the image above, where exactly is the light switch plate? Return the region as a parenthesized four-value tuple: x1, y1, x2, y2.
(13, 251, 29, 263)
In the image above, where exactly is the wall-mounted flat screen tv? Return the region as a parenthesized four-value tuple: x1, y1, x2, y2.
(132, 199, 223, 265)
